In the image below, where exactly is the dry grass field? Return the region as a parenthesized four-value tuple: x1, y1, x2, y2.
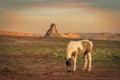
(0, 35, 120, 80)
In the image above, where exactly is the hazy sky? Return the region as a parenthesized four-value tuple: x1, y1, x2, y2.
(0, 0, 120, 34)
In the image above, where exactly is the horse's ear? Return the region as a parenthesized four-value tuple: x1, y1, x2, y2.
(64, 57, 67, 61)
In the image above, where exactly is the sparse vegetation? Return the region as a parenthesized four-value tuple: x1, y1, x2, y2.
(0, 35, 120, 80)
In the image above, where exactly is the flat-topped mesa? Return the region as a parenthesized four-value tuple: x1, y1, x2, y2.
(61, 32, 80, 39)
(44, 23, 61, 38)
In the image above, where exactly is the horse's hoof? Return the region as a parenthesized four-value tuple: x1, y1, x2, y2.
(82, 69, 86, 71)
(67, 70, 71, 72)
(87, 70, 91, 72)
(72, 70, 75, 72)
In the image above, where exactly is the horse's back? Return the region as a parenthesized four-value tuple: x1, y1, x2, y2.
(67, 39, 93, 53)
(67, 40, 82, 50)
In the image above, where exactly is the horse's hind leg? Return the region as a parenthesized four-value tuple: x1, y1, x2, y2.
(88, 53, 92, 71)
(83, 55, 88, 71)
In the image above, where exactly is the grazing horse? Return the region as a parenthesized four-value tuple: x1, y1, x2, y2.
(65, 40, 93, 72)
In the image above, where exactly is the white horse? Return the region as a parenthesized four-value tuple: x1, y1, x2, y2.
(65, 39, 93, 72)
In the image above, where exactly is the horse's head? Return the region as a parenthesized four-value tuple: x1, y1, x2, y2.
(65, 57, 72, 72)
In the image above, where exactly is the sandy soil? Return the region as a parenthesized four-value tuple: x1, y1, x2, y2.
(0, 54, 119, 80)
(0, 66, 120, 80)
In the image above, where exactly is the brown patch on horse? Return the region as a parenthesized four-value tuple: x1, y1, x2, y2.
(77, 47, 81, 55)
(81, 41, 92, 54)
(71, 51, 77, 57)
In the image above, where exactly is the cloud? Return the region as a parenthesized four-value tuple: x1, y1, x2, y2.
(25, 2, 93, 9)
(0, 0, 120, 33)
(1, 0, 120, 10)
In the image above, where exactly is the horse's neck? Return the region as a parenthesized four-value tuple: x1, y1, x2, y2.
(66, 50, 72, 60)
(66, 41, 82, 60)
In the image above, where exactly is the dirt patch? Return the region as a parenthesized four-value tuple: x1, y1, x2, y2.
(0, 53, 120, 80)
(0, 65, 120, 80)
(0, 36, 120, 80)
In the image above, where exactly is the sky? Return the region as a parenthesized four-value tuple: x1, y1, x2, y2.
(0, 0, 120, 34)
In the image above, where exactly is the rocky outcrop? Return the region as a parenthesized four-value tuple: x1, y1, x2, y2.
(44, 23, 61, 38)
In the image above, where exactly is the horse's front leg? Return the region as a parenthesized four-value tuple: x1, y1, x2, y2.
(73, 56, 77, 71)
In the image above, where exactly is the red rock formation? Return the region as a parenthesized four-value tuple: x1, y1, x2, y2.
(60, 32, 80, 39)
(44, 23, 61, 38)
(0, 30, 43, 37)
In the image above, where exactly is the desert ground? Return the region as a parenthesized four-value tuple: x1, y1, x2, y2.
(0, 35, 120, 80)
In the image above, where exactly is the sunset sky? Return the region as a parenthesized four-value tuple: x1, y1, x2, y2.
(0, 0, 120, 34)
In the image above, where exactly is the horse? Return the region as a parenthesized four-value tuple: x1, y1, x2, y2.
(65, 39, 93, 72)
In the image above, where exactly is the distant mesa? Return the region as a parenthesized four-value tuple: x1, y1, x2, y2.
(44, 23, 61, 38)
(0, 30, 42, 37)
(61, 32, 80, 39)
(0, 24, 119, 40)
